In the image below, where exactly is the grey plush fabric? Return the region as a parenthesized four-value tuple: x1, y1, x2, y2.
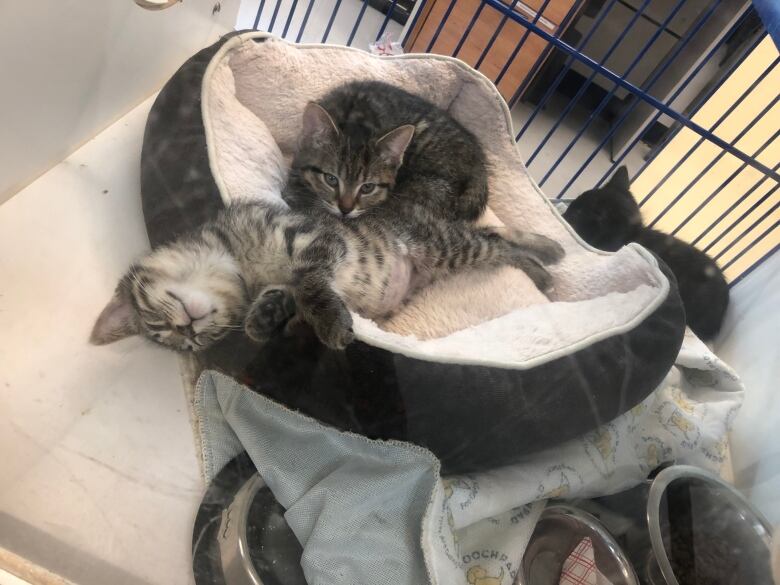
(196, 370, 443, 585)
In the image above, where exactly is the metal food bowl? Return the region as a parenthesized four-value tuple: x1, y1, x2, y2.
(520, 504, 639, 585)
(574, 465, 775, 585)
(192, 452, 307, 585)
(646, 465, 774, 585)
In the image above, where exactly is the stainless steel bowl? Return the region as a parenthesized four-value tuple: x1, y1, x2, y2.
(192, 452, 306, 585)
(570, 465, 775, 585)
(646, 465, 774, 585)
(134, 0, 181, 9)
(217, 473, 307, 585)
(520, 504, 640, 585)
(218, 474, 265, 585)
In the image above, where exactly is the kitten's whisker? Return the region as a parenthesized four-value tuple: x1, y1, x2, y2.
(129, 270, 151, 295)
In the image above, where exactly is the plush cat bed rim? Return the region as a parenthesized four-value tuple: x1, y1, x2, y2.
(198, 32, 671, 371)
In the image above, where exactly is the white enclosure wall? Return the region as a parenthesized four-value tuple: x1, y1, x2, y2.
(0, 0, 239, 204)
(0, 3, 238, 583)
(716, 252, 780, 525)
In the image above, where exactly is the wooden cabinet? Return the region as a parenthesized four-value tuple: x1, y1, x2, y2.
(405, 0, 579, 101)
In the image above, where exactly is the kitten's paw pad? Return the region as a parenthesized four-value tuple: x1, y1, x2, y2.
(311, 308, 355, 350)
(244, 318, 270, 344)
(244, 287, 297, 342)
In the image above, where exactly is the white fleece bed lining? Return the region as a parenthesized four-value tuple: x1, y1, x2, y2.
(200, 33, 670, 370)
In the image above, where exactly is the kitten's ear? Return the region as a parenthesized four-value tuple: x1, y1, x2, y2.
(609, 166, 631, 191)
(376, 125, 415, 168)
(90, 284, 140, 345)
(301, 102, 338, 146)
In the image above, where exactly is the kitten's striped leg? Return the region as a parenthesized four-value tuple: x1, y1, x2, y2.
(409, 223, 563, 292)
(292, 269, 354, 350)
(471, 230, 557, 291)
(504, 229, 565, 265)
(490, 229, 563, 292)
(504, 254, 554, 292)
(244, 285, 297, 343)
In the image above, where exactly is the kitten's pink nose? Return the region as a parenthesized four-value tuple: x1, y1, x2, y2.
(338, 196, 355, 215)
(183, 299, 211, 321)
(168, 290, 213, 322)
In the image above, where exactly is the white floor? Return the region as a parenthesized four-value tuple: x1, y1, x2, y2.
(0, 98, 202, 585)
(0, 569, 31, 585)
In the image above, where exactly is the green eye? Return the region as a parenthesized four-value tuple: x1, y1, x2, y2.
(359, 183, 376, 194)
(323, 173, 339, 187)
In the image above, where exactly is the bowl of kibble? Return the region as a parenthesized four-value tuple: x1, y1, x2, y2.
(571, 465, 775, 585)
(646, 465, 775, 585)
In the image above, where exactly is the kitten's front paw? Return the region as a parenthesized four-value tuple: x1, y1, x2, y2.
(244, 286, 297, 343)
(310, 305, 355, 350)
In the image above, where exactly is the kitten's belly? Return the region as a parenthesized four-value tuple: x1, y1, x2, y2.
(375, 256, 413, 314)
(336, 252, 413, 318)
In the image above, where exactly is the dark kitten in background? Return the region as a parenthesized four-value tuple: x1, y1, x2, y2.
(563, 166, 729, 340)
(283, 80, 488, 221)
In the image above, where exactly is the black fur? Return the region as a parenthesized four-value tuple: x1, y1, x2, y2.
(563, 166, 729, 340)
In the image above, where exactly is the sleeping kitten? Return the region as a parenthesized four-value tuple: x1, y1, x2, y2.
(563, 166, 729, 340)
(91, 201, 563, 351)
(283, 80, 489, 221)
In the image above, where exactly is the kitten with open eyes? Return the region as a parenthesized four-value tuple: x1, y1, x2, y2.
(90, 201, 564, 351)
(282, 80, 489, 220)
(259, 81, 495, 333)
(563, 166, 729, 340)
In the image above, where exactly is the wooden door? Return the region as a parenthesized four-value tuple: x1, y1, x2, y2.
(406, 0, 577, 101)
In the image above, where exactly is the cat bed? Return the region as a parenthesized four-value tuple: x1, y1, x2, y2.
(140, 31, 685, 474)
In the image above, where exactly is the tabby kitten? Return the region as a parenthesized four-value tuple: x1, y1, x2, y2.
(91, 201, 563, 351)
(283, 80, 489, 221)
(563, 166, 729, 340)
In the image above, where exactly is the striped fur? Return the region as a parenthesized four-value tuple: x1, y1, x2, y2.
(91, 201, 563, 350)
(283, 80, 489, 221)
